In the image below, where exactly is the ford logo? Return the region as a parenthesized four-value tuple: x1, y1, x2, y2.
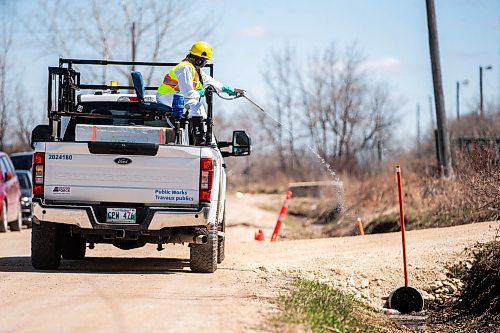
(114, 157, 132, 165)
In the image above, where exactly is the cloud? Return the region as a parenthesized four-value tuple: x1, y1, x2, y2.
(361, 57, 402, 71)
(237, 25, 268, 38)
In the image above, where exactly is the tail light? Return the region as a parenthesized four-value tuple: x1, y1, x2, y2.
(199, 158, 214, 202)
(32, 152, 45, 196)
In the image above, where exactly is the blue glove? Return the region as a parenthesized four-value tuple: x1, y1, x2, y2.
(197, 87, 205, 97)
(222, 85, 237, 97)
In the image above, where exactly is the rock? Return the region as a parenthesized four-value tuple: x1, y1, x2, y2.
(360, 279, 369, 289)
(360, 273, 368, 278)
(432, 281, 443, 290)
(442, 280, 458, 294)
(347, 277, 356, 288)
(383, 308, 401, 315)
(257, 266, 267, 272)
(436, 273, 447, 280)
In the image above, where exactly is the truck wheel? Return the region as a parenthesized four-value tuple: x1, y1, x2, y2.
(31, 221, 62, 270)
(9, 210, 22, 232)
(62, 235, 86, 260)
(190, 227, 217, 273)
(217, 211, 225, 264)
(0, 201, 7, 232)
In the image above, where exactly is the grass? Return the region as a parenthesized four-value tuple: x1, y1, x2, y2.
(273, 279, 401, 333)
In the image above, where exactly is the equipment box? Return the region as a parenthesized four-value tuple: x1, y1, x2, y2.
(75, 124, 176, 144)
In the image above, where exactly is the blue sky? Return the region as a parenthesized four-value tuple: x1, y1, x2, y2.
(3, 0, 500, 145)
(209, 0, 499, 142)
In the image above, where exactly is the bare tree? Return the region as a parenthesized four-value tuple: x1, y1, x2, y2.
(258, 43, 397, 176)
(12, 85, 42, 151)
(258, 46, 306, 175)
(0, 2, 15, 151)
(26, 0, 217, 85)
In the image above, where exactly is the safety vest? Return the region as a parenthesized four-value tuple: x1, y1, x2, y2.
(157, 59, 202, 95)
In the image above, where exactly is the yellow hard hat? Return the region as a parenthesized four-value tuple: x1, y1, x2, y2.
(189, 41, 213, 60)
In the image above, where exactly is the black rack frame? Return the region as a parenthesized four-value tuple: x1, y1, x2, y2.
(47, 58, 215, 146)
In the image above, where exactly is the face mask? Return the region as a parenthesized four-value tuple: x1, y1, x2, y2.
(194, 58, 207, 68)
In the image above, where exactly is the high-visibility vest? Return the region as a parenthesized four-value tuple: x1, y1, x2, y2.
(157, 59, 202, 95)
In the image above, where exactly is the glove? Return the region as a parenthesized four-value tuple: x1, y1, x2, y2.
(222, 85, 237, 97)
(197, 87, 205, 97)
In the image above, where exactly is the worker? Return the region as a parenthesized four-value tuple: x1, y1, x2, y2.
(157, 41, 241, 144)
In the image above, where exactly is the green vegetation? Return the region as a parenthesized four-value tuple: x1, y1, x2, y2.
(274, 279, 399, 333)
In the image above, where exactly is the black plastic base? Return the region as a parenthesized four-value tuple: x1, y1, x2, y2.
(388, 286, 424, 314)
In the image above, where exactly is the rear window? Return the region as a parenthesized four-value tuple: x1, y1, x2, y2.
(11, 154, 33, 170)
(17, 173, 31, 190)
(63, 102, 171, 141)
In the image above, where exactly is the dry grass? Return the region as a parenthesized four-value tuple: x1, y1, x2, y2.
(267, 152, 499, 237)
(230, 145, 499, 237)
(429, 234, 500, 332)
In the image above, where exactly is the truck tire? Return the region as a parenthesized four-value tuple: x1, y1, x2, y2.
(217, 210, 225, 264)
(0, 201, 7, 232)
(31, 221, 62, 270)
(62, 235, 86, 260)
(9, 210, 22, 232)
(190, 227, 217, 273)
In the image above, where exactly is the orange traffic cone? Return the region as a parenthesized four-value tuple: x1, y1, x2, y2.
(254, 229, 265, 241)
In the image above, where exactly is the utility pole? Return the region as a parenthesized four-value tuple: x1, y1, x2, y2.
(131, 22, 137, 71)
(479, 65, 492, 117)
(428, 95, 435, 128)
(426, 0, 452, 177)
(417, 103, 421, 158)
(480, 66, 483, 116)
(456, 80, 468, 119)
(377, 140, 383, 162)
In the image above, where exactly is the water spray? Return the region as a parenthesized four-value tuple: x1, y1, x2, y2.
(227, 90, 346, 214)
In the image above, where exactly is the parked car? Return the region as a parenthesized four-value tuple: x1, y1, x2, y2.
(10, 152, 33, 171)
(0, 152, 22, 232)
(16, 170, 32, 228)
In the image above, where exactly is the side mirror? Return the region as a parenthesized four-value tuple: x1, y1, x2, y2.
(5, 171, 12, 181)
(231, 130, 251, 156)
(31, 124, 50, 149)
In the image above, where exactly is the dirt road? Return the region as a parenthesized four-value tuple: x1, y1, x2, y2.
(0, 193, 498, 332)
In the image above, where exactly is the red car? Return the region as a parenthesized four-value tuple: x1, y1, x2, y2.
(0, 152, 22, 232)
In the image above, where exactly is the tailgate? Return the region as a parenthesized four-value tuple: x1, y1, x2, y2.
(43, 142, 201, 205)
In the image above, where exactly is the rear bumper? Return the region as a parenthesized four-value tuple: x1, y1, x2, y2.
(32, 201, 211, 230)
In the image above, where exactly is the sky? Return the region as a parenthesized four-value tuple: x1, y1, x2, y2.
(2, 0, 500, 147)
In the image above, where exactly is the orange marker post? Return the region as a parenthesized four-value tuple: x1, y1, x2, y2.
(357, 218, 365, 236)
(270, 191, 293, 242)
(396, 165, 409, 287)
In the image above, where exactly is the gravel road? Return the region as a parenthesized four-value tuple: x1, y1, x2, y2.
(0, 193, 498, 332)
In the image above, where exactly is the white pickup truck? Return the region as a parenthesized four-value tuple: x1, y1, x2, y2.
(30, 59, 251, 273)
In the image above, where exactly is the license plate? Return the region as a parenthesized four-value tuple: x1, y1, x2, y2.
(106, 208, 136, 223)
